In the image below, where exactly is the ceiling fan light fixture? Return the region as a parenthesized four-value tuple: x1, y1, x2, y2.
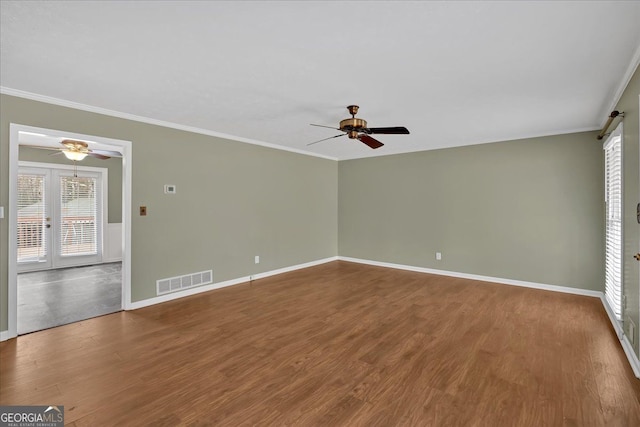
(63, 150, 88, 161)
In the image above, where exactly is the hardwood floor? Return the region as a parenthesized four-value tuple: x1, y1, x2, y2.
(1, 261, 639, 426)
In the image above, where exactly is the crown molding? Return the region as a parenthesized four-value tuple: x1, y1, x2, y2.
(0, 87, 338, 162)
(598, 42, 640, 127)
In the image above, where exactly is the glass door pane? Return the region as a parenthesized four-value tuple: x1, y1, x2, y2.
(59, 175, 98, 257)
(17, 169, 52, 270)
(53, 169, 102, 267)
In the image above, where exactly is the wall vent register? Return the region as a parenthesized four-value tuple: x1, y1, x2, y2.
(156, 270, 213, 295)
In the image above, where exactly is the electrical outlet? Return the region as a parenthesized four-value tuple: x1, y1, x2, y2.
(140, 206, 147, 216)
(436, 252, 442, 261)
(255, 255, 260, 264)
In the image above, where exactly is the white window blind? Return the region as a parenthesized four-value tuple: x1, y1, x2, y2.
(604, 127, 622, 320)
(59, 176, 98, 256)
(17, 174, 48, 263)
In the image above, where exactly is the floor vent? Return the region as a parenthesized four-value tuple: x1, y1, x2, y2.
(157, 270, 213, 296)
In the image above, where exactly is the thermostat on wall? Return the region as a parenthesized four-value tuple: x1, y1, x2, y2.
(164, 184, 176, 194)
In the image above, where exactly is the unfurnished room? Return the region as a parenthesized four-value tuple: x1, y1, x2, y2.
(1, 1, 640, 425)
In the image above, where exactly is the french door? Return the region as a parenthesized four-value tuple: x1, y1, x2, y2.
(17, 165, 103, 272)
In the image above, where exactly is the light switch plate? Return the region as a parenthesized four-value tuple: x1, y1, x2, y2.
(164, 184, 176, 194)
(0, 206, 4, 219)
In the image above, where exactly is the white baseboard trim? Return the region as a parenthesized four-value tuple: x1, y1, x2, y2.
(339, 256, 640, 378)
(7, 255, 640, 379)
(129, 256, 338, 310)
(600, 294, 625, 338)
(250, 256, 339, 281)
(0, 330, 15, 342)
(338, 256, 602, 298)
(600, 295, 640, 378)
(620, 334, 640, 378)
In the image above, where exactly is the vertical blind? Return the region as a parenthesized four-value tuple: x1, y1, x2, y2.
(604, 130, 622, 320)
(17, 174, 47, 263)
(59, 176, 98, 256)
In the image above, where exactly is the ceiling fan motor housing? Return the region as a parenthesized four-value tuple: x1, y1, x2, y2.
(309, 104, 408, 148)
(61, 140, 89, 153)
(340, 118, 367, 138)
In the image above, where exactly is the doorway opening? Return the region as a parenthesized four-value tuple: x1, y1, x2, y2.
(17, 161, 116, 334)
(7, 124, 132, 338)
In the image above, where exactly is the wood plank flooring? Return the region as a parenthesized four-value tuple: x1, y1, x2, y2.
(1, 261, 639, 426)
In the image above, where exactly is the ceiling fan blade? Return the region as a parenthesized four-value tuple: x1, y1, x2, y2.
(87, 152, 111, 160)
(25, 145, 62, 151)
(310, 123, 340, 130)
(90, 149, 122, 157)
(307, 133, 346, 146)
(358, 134, 384, 149)
(366, 126, 410, 135)
(48, 151, 64, 156)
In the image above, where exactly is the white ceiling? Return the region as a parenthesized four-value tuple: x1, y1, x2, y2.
(2, 1, 639, 160)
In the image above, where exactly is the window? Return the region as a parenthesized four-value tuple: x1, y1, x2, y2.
(604, 123, 623, 320)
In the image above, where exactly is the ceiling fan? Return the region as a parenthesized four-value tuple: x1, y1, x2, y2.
(309, 105, 410, 149)
(29, 139, 123, 161)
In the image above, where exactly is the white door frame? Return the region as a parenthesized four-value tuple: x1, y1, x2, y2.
(7, 123, 133, 340)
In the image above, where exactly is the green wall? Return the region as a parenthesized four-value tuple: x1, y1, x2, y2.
(19, 146, 123, 223)
(614, 66, 640, 356)
(338, 131, 604, 291)
(0, 94, 338, 330)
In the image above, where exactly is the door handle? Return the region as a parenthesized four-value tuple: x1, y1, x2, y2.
(634, 253, 640, 261)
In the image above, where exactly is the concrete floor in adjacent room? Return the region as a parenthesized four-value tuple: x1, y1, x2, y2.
(17, 262, 122, 335)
